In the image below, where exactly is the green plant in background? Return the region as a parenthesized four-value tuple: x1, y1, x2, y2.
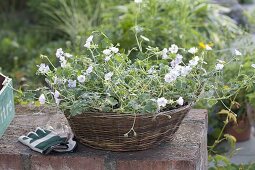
(30, 0, 244, 51)
(101, 0, 243, 52)
(26, 0, 100, 42)
(245, 9, 255, 32)
(0, 0, 67, 88)
(26, 0, 128, 42)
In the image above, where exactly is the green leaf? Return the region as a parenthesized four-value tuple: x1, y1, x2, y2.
(142, 100, 158, 113)
(105, 97, 118, 107)
(214, 154, 231, 165)
(217, 109, 237, 123)
(127, 100, 140, 111)
(224, 134, 236, 149)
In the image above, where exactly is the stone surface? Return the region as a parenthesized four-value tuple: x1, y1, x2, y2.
(31, 155, 104, 170)
(0, 106, 208, 170)
(0, 154, 22, 170)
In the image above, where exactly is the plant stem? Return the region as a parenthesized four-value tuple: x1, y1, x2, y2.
(208, 89, 240, 153)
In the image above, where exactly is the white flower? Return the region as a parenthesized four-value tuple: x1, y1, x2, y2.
(234, 49, 242, 56)
(103, 49, 112, 55)
(134, 0, 142, 3)
(86, 66, 93, 74)
(175, 54, 183, 63)
(68, 80, 76, 88)
(84, 42, 91, 48)
(56, 48, 64, 58)
(105, 56, 111, 62)
(39, 94, 46, 105)
(65, 53, 73, 58)
(205, 45, 212, 51)
(169, 44, 178, 54)
(189, 56, 199, 66)
(181, 66, 192, 76)
(188, 47, 198, 54)
(173, 65, 183, 73)
(251, 64, 255, 68)
(86, 35, 93, 43)
(171, 68, 180, 77)
(53, 90, 61, 106)
(54, 90, 60, 99)
(77, 75, 86, 83)
(84, 35, 94, 49)
(59, 55, 66, 62)
(215, 63, 224, 70)
(110, 47, 119, 53)
(170, 60, 177, 68)
(157, 97, 168, 108)
(37, 63, 50, 74)
(164, 71, 178, 83)
(105, 72, 113, 81)
(162, 48, 168, 59)
(194, 56, 199, 61)
(60, 59, 67, 68)
(176, 97, 184, 106)
(171, 54, 183, 68)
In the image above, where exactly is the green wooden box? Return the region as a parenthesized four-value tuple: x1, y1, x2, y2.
(0, 73, 15, 137)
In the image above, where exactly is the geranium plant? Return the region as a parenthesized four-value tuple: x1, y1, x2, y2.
(36, 32, 254, 117)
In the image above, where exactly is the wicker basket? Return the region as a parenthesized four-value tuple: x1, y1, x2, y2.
(65, 104, 191, 151)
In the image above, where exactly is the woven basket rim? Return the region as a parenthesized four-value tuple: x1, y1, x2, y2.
(65, 102, 193, 118)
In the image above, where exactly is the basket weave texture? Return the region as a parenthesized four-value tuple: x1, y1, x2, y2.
(65, 104, 191, 151)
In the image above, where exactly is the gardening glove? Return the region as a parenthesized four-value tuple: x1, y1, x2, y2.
(45, 125, 77, 153)
(50, 133, 77, 153)
(18, 127, 76, 154)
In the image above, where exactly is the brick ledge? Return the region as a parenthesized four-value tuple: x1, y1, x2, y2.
(0, 106, 208, 170)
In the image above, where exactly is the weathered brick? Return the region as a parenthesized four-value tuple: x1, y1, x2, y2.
(117, 160, 173, 170)
(183, 109, 208, 125)
(31, 155, 104, 170)
(0, 154, 22, 170)
(117, 159, 198, 170)
(172, 160, 197, 170)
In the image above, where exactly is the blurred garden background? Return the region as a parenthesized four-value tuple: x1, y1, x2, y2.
(1, 0, 255, 169)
